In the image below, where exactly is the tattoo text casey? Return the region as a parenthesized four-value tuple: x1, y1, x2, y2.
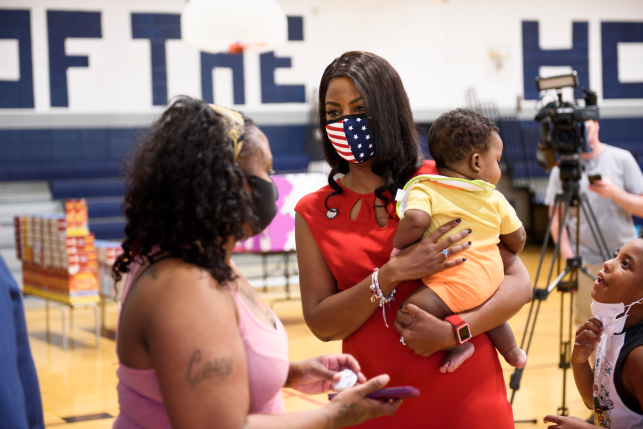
(187, 350, 233, 389)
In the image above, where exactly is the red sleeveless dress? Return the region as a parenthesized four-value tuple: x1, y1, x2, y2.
(295, 161, 514, 428)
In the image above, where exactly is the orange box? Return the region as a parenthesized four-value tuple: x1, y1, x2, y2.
(65, 199, 89, 237)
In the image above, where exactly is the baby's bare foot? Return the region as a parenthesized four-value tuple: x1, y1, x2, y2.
(439, 342, 475, 373)
(503, 347, 527, 368)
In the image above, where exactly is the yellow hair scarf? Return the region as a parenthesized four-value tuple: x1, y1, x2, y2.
(209, 104, 245, 161)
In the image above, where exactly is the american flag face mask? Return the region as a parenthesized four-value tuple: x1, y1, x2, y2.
(325, 114, 375, 163)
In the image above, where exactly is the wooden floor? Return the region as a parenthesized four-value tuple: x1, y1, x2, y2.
(26, 245, 595, 428)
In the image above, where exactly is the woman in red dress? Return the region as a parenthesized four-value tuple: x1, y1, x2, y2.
(295, 51, 532, 428)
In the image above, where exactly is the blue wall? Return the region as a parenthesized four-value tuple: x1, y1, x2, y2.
(595, 118, 643, 145)
(0, 118, 640, 181)
(0, 124, 310, 180)
(0, 128, 140, 180)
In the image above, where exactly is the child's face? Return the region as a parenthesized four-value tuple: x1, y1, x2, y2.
(592, 238, 643, 304)
(477, 132, 503, 185)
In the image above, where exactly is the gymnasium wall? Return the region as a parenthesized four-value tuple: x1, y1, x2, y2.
(0, 0, 642, 177)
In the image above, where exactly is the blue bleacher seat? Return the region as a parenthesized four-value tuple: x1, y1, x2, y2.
(88, 221, 126, 241)
(0, 160, 122, 181)
(509, 161, 529, 179)
(497, 119, 527, 165)
(50, 178, 125, 199)
(49, 178, 126, 240)
(87, 199, 123, 218)
(273, 154, 310, 172)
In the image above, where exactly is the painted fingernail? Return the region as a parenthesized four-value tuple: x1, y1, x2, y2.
(467, 241, 472, 246)
(466, 229, 472, 234)
(455, 219, 462, 223)
(462, 258, 467, 262)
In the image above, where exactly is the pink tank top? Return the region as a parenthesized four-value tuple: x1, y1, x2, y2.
(113, 260, 290, 428)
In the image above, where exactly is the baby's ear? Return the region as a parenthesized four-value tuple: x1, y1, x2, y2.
(470, 153, 482, 172)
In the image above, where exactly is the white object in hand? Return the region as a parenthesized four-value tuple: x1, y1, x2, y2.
(333, 369, 358, 391)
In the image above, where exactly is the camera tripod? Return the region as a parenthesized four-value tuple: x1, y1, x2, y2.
(509, 157, 610, 422)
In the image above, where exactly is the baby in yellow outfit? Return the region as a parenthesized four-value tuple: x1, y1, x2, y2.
(393, 108, 527, 373)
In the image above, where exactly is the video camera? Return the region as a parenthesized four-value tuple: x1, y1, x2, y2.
(535, 71, 600, 172)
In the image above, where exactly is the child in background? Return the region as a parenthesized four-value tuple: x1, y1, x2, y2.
(393, 108, 527, 372)
(544, 238, 643, 429)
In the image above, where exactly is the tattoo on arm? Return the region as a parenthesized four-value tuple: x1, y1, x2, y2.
(147, 266, 159, 280)
(187, 350, 233, 389)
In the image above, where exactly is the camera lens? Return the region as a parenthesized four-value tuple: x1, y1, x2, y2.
(557, 130, 573, 143)
(559, 131, 572, 142)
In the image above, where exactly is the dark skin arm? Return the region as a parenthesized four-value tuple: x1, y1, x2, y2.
(622, 345, 643, 412)
(296, 214, 471, 342)
(124, 260, 400, 429)
(392, 209, 432, 251)
(394, 243, 532, 357)
(500, 225, 527, 254)
(543, 335, 643, 429)
(396, 224, 526, 327)
(570, 318, 603, 409)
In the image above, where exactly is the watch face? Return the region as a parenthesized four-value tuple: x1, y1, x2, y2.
(458, 325, 471, 341)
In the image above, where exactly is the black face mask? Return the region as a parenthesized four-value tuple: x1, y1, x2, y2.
(246, 175, 278, 235)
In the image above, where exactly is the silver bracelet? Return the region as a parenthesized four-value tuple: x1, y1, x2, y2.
(369, 268, 396, 327)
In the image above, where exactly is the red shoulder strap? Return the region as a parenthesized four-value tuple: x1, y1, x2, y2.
(413, 160, 438, 177)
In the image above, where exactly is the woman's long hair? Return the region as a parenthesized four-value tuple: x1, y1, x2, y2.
(112, 96, 257, 285)
(318, 51, 423, 213)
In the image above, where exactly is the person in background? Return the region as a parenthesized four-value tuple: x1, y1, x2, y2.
(111, 96, 400, 429)
(546, 119, 643, 330)
(544, 237, 643, 428)
(0, 228, 45, 429)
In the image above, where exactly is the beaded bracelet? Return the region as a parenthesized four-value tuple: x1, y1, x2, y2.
(369, 268, 396, 327)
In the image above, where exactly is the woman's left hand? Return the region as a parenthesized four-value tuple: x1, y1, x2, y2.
(543, 415, 596, 428)
(286, 354, 367, 395)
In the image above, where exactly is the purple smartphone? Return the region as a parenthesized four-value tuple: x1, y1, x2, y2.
(328, 386, 420, 400)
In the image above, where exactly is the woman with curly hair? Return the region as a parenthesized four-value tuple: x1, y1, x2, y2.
(112, 96, 400, 429)
(295, 51, 532, 427)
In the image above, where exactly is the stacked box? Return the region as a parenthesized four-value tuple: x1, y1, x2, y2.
(14, 216, 21, 260)
(15, 200, 100, 299)
(65, 199, 90, 237)
(96, 240, 125, 298)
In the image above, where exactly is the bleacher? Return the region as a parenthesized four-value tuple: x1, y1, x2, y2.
(49, 178, 127, 240)
(497, 117, 643, 228)
(496, 118, 549, 204)
(0, 121, 317, 242)
(0, 121, 317, 282)
(1, 115, 640, 273)
(0, 127, 143, 243)
(0, 182, 61, 285)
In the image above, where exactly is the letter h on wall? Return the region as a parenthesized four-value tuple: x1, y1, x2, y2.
(602, 22, 643, 99)
(522, 21, 589, 100)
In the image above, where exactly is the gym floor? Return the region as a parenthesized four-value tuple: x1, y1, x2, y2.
(27, 245, 592, 428)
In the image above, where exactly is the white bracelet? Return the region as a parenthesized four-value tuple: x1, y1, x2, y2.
(369, 268, 396, 327)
